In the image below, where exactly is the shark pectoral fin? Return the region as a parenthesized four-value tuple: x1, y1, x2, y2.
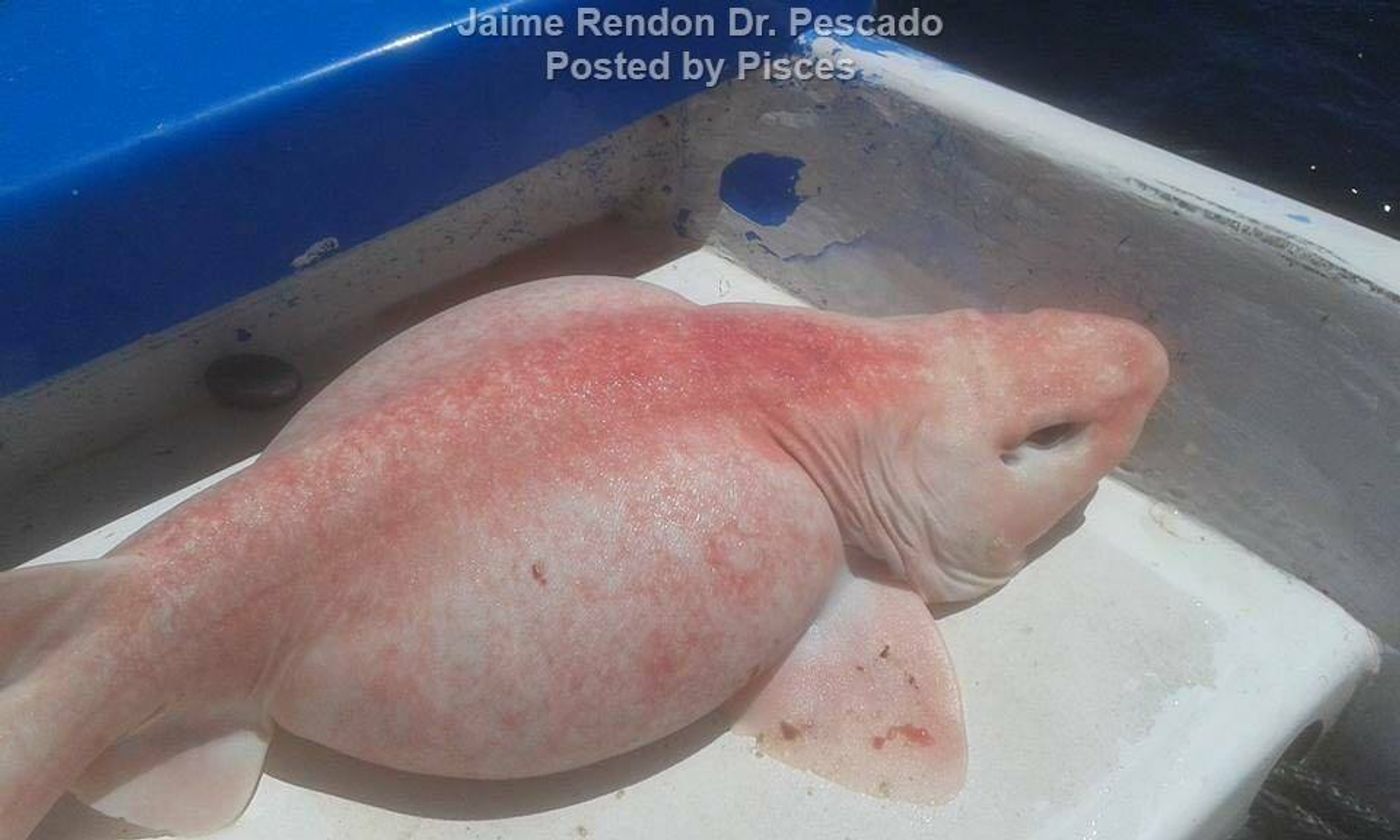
(72, 704, 272, 835)
(734, 571, 967, 804)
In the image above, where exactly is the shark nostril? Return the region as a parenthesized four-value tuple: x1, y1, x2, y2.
(1000, 422, 1087, 466)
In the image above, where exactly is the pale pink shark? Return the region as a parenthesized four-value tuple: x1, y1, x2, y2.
(0, 276, 1167, 837)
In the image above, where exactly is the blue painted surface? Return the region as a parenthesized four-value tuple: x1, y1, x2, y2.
(719, 153, 807, 226)
(1288, 213, 1313, 224)
(0, 0, 870, 395)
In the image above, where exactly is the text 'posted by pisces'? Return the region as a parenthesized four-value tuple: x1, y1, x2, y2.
(454, 7, 946, 86)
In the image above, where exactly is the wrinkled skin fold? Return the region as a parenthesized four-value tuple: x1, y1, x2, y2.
(0, 276, 1168, 838)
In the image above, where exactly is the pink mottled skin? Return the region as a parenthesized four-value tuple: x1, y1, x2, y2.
(734, 570, 968, 802)
(0, 276, 1168, 837)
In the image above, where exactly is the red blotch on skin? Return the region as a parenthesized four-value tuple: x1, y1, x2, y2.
(638, 623, 706, 697)
(645, 651, 677, 686)
(702, 525, 764, 604)
(892, 724, 934, 747)
(871, 724, 934, 751)
(530, 564, 547, 586)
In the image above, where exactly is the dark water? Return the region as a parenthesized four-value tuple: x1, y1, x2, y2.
(877, 0, 1400, 239)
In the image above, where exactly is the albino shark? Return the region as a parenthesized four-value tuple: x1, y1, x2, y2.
(0, 276, 1167, 838)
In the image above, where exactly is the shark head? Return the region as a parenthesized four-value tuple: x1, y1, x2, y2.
(863, 309, 1169, 603)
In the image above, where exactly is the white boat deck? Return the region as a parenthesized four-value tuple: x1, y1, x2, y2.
(25, 247, 1378, 840)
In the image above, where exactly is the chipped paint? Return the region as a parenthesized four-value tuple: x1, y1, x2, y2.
(719, 154, 807, 227)
(291, 238, 341, 270)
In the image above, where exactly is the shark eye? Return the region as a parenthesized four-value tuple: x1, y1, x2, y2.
(1000, 422, 1086, 466)
(1024, 422, 1084, 449)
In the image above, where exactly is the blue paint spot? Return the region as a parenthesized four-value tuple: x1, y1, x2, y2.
(1287, 213, 1312, 223)
(673, 207, 692, 238)
(720, 153, 806, 227)
(745, 230, 762, 242)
